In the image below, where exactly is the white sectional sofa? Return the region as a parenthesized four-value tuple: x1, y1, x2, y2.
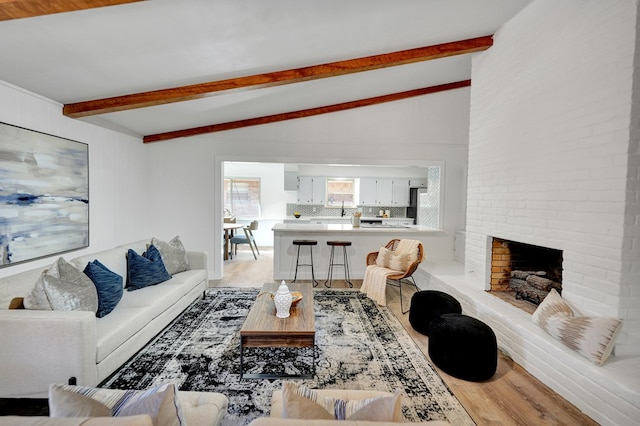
(0, 239, 209, 399)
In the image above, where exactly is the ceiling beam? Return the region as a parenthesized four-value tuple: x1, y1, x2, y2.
(0, 0, 143, 21)
(143, 80, 471, 143)
(64, 36, 492, 118)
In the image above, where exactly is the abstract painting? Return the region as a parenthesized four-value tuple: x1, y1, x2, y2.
(0, 122, 88, 267)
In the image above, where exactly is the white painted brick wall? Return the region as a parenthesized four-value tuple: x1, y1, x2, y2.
(467, 0, 639, 356)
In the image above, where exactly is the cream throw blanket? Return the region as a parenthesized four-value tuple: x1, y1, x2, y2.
(360, 239, 421, 306)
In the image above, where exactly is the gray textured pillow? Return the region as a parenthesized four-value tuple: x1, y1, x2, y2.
(150, 236, 190, 275)
(23, 257, 98, 313)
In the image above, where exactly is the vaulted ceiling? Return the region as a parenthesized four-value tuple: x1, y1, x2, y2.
(0, 0, 530, 142)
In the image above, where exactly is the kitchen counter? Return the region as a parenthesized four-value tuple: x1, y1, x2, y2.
(273, 223, 438, 232)
(272, 223, 449, 281)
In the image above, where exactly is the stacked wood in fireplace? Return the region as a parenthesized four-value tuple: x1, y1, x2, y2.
(509, 270, 562, 305)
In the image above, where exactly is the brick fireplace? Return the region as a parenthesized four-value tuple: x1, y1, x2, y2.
(421, 1, 640, 424)
(490, 237, 562, 305)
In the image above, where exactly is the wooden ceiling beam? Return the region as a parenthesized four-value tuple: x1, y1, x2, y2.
(64, 36, 492, 118)
(143, 80, 471, 143)
(0, 0, 142, 21)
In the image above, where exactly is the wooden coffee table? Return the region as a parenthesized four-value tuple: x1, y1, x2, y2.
(239, 282, 315, 379)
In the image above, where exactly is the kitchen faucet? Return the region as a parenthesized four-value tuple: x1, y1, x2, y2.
(341, 200, 345, 217)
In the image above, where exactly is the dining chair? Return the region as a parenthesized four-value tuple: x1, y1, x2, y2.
(230, 220, 260, 259)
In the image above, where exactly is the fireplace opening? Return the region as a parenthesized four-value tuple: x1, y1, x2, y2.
(490, 238, 563, 307)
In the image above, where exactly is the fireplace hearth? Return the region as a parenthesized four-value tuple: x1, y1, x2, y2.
(490, 238, 563, 306)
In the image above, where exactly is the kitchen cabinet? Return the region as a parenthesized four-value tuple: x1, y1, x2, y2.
(298, 176, 326, 204)
(284, 171, 298, 191)
(359, 177, 410, 206)
(409, 178, 428, 188)
(383, 218, 414, 226)
(392, 178, 410, 206)
(312, 178, 326, 205)
(375, 178, 393, 205)
(359, 178, 378, 206)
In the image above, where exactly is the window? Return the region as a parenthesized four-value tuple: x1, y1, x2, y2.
(326, 178, 356, 208)
(224, 178, 261, 218)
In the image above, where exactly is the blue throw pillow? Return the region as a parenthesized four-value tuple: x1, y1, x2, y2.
(127, 245, 172, 291)
(83, 260, 124, 318)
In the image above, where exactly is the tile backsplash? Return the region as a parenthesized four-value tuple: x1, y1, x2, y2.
(287, 204, 407, 218)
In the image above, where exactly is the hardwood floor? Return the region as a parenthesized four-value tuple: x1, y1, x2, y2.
(213, 247, 597, 426)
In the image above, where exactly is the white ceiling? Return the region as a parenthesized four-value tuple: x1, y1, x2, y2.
(0, 0, 531, 140)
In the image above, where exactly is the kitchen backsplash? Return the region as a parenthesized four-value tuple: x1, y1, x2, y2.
(286, 204, 407, 218)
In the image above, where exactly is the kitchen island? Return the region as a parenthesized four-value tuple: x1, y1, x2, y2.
(272, 223, 449, 281)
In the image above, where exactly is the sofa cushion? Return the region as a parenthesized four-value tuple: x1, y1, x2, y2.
(127, 246, 171, 291)
(84, 260, 124, 318)
(49, 383, 185, 426)
(95, 306, 156, 364)
(49, 385, 111, 417)
(3, 415, 154, 425)
(280, 382, 403, 421)
(151, 236, 191, 275)
(23, 258, 98, 313)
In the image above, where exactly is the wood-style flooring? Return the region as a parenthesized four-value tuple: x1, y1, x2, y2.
(213, 247, 597, 426)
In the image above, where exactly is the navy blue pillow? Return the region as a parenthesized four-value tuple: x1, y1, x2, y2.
(127, 245, 172, 291)
(83, 260, 123, 318)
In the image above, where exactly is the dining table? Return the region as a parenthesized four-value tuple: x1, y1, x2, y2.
(223, 222, 245, 260)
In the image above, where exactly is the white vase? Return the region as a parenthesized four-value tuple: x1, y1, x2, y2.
(274, 280, 293, 318)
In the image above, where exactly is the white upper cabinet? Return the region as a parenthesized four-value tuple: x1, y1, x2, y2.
(359, 177, 411, 206)
(359, 178, 378, 206)
(375, 178, 394, 206)
(312, 178, 326, 205)
(409, 177, 428, 188)
(392, 178, 410, 206)
(298, 176, 326, 204)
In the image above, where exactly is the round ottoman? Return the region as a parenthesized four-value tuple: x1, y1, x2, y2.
(408, 290, 462, 336)
(428, 313, 497, 382)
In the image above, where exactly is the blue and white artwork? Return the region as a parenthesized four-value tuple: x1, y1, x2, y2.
(0, 122, 89, 267)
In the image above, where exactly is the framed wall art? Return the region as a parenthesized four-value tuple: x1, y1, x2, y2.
(0, 122, 89, 267)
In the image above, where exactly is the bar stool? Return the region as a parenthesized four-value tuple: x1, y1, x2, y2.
(324, 241, 353, 288)
(292, 240, 319, 287)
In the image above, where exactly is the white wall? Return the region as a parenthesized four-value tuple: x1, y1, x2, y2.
(0, 81, 152, 279)
(145, 88, 471, 279)
(467, 0, 639, 355)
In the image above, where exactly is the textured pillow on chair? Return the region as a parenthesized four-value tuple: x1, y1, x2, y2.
(83, 259, 124, 317)
(23, 257, 98, 313)
(532, 289, 623, 365)
(49, 383, 185, 426)
(127, 245, 172, 291)
(150, 236, 190, 275)
(281, 381, 403, 421)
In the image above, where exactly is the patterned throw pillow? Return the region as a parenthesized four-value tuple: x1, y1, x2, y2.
(83, 259, 124, 318)
(49, 383, 185, 426)
(531, 288, 573, 328)
(281, 381, 403, 421)
(532, 289, 623, 365)
(150, 236, 190, 275)
(375, 246, 417, 272)
(127, 245, 172, 291)
(23, 257, 98, 313)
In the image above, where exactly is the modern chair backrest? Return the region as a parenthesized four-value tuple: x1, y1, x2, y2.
(248, 220, 259, 231)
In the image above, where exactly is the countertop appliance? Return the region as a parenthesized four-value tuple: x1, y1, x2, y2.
(407, 187, 428, 225)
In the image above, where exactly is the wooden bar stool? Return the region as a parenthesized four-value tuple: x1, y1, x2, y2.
(324, 241, 353, 288)
(292, 240, 319, 287)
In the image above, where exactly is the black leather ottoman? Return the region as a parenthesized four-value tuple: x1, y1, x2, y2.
(408, 290, 462, 336)
(428, 313, 497, 382)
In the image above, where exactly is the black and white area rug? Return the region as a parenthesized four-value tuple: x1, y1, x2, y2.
(101, 288, 474, 425)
